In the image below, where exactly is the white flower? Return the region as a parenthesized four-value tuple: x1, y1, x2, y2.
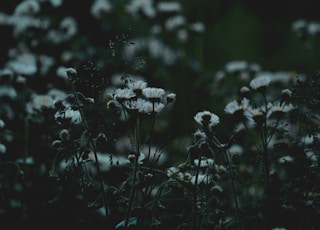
(244, 103, 272, 125)
(0, 143, 6, 154)
(0, 86, 17, 99)
(249, 74, 271, 90)
(166, 92, 176, 104)
(7, 53, 37, 75)
(224, 60, 248, 74)
(28, 94, 55, 111)
(224, 98, 250, 115)
(91, 0, 113, 19)
(292, 19, 307, 33)
(140, 145, 167, 165)
(142, 87, 165, 101)
(14, 0, 40, 16)
(193, 129, 206, 141)
(278, 155, 294, 164)
(55, 107, 82, 124)
(138, 100, 165, 114)
(194, 157, 214, 168)
(271, 101, 295, 116)
(157, 2, 181, 12)
(190, 174, 212, 185)
(165, 15, 186, 30)
(127, 80, 147, 94)
(307, 21, 320, 35)
(125, 0, 156, 18)
(114, 88, 136, 101)
(64, 108, 82, 124)
(194, 110, 220, 127)
(189, 22, 205, 33)
(0, 119, 5, 129)
(166, 166, 179, 177)
(65, 67, 77, 77)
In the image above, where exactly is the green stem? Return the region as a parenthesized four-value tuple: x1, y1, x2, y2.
(192, 151, 202, 230)
(71, 83, 110, 224)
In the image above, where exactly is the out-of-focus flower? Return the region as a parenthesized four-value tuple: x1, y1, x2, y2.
(125, 0, 156, 18)
(157, 1, 181, 13)
(165, 15, 186, 30)
(123, 37, 179, 65)
(249, 74, 271, 92)
(7, 53, 37, 75)
(189, 22, 205, 33)
(91, 0, 113, 19)
(190, 174, 212, 185)
(27, 94, 55, 111)
(46, 17, 78, 44)
(225, 60, 248, 75)
(278, 155, 294, 164)
(14, 0, 40, 16)
(307, 21, 320, 35)
(244, 103, 272, 125)
(0, 143, 6, 154)
(194, 157, 214, 168)
(0, 86, 17, 99)
(224, 98, 250, 118)
(0, 119, 5, 129)
(140, 145, 167, 165)
(271, 101, 295, 118)
(292, 19, 307, 39)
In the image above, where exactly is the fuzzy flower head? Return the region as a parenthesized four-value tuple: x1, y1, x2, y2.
(194, 110, 220, 130)
(165, 92, 176, 104)
(126, 80, 147, 95)
(224, 98, 250, 121)
(142, 87, 166, 102)
(249, 74, 271, 93)
(194, 157, 214, 168)
(271, 101, 295, 118)
(113, 88, 136, 102)
(244, 103, 272, 126)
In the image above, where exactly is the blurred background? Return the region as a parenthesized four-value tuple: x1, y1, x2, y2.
(1, 0, 320, 229)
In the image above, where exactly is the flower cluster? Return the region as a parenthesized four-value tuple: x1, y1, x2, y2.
(107, 78, 176, 117)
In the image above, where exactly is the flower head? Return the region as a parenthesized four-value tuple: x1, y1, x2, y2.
(127, 80, 147, 95)
(194, 110, 219, 129)
(142, 87, 165, 102)
(271, 101, 295, 118)
(113, 88, 136, 102)
(249, 74, 271, 92)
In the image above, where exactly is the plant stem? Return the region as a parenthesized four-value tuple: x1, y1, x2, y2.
(71, 84, 110, 225)
(192, 151, 201, 230)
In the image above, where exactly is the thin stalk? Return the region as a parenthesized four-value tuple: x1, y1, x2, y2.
(261, 94, 271, 228)
(71, 83, 110, 224)
(125, 117, 140, 227)
(125, 153, 139, 227)
(192, 151, 202, 230)
(210, 135, 244, 230)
